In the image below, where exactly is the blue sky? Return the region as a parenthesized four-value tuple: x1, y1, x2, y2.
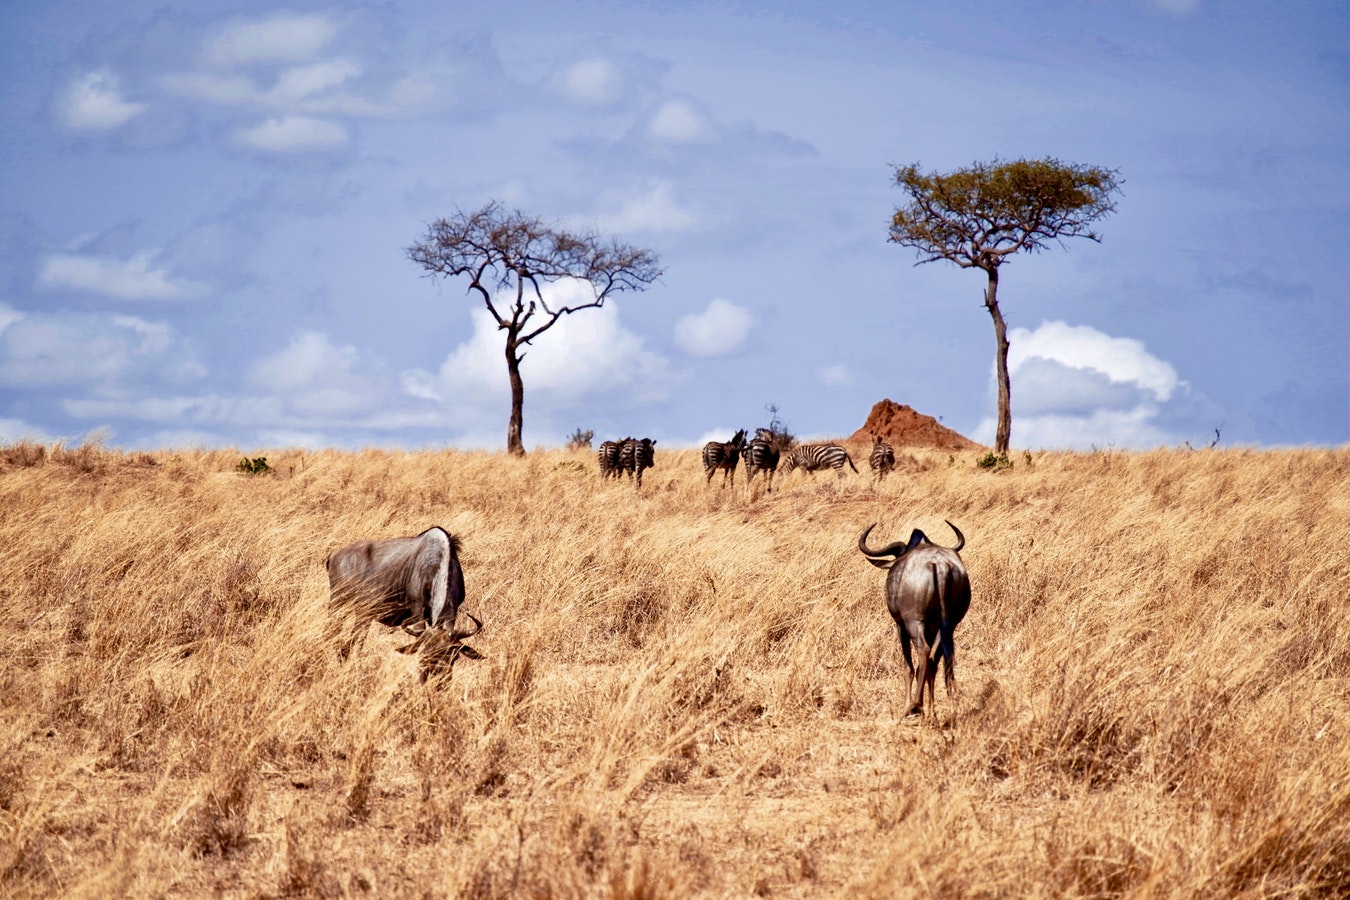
(1, 0, 1347, 451)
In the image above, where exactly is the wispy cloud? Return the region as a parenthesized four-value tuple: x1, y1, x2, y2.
(674, 298, 754, 357)
(0, 311, 204, 388)
(596, 183, 697, 234)
(235, 116, 348, 152)
(646, 98, 718, 144)
(818, 364, 852, 387)
(56, 70, 146, 131)
(249, 331, 393, 418)
(38, 252, 204, 301)
(205, 14, 338, 66)
(555, 58, 624, 106)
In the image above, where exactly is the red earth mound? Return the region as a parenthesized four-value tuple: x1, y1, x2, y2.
(846, 399, 982, 451)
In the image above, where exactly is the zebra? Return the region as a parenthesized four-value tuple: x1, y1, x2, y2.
(597, 439, 625, 479)
(619, 437, 657, 488)
(869, 433, 896, 481)
(780, 443, 858, 479)
(702, 429, 747, 487)
(741, 437, 780, 493)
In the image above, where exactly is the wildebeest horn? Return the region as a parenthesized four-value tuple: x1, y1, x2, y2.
(395, 612, 482, 655)
(858, 522, 910, 564)
(448, 612, 482, 642)
(945, 520, 965, 553)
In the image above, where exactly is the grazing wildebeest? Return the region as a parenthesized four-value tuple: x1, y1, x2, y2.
(741, 436, 780, 493)
(326, 526, 482, 680)
(780, 443, 858, 479)
(702, 429, 747, 487)
(619, 437, 657, 488)
(869, 433, 896, 482)
(858, 520, 971, 720)
(597, 439, 625, 479)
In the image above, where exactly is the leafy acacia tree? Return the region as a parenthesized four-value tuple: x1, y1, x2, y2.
(888, 158, 1122, 454)
(407, 202, 662, 456)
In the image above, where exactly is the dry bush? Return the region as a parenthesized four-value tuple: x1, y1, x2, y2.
(1, 441, 1348, 897)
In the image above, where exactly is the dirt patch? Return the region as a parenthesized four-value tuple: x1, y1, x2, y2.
(847, 399, 982, 451)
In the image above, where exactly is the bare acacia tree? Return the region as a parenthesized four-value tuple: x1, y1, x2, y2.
(888, 158, 1122, 454)
(407, 202, 662, 455)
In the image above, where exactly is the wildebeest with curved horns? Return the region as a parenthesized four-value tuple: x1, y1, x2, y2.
(326, 526, 483, 680)
(858, 521, 970, 720)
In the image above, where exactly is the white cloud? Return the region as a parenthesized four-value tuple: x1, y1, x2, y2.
(818, 364, 852, 387)
(646, 99, 717, 144)
(56, 71, 146, 131)
(597, 183, 696, 234)
(1012, 321, 1181, 401)
(974, 320, 1201, 449)
(0, 312, 203, 387)
(269, 60, 362, 103)
(1149, 0, 1202, 16)
(556, 58, 624, 106)
(236, 116, 348, 152)
(159, 71, 257, 106)
(249, 331, 390, 417)
(407, 283, 676, 409)
(0, 304, 21, 335)
(206, 14, 338, 66)
(674, 298, 754, 357)
(38, 252, 203, 301)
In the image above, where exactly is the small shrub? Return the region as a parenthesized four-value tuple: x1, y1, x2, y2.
(756, 403, 796, 452)
(566, 428, 595, 450)
(976, 452, 1013, 471)
(1, 441, 46, 468)
(51, 436, 110, 474)
(236, 456, 271, 475)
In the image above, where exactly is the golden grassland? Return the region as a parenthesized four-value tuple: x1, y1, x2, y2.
(1, 439, 1349, 898)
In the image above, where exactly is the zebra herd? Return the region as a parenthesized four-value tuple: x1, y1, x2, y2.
(597, 436, 658, 487)
(596, 428, 899, 490)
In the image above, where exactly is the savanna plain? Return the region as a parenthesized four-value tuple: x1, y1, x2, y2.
(2, 440, 1349, 898)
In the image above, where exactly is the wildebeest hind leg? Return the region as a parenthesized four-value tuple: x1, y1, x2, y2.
(897, 622, 920, 717)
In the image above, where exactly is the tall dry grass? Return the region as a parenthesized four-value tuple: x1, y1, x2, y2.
(1, 440, 1348, 897)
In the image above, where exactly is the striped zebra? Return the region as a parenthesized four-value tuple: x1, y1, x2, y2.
(597, 439, 625, 479)
(619, 437, 657, 488)
(741, 437, 780, 493)
(702, 429, 747, 487)
(869, 433, 896, 481)
(780, 443, 858, 478)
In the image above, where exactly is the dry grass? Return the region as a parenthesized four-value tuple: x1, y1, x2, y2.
(2, 440, 1348, 898)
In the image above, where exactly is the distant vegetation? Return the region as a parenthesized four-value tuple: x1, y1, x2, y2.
(2, 443, 1348, 896)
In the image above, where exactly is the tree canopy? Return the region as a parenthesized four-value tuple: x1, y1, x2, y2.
(889, 157, 1121, 271)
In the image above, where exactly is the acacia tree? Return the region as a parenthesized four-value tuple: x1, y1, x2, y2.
(888, 157, 1122, 454)
(407, 202, 662, 456)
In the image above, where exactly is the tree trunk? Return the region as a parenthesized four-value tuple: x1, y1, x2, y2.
(505, 334, 526, 456)
(984, 266, 1012, 454)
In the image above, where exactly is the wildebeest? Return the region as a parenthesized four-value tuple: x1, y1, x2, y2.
(702, 429, 747, 487)
(326, 526, 482, 680)
(780, 443, 858, 478)
(619, 437, 657, 488)
(741, 436, 780, 493)
(858, 521, 971, 720)
(869, 433, 896, 481)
